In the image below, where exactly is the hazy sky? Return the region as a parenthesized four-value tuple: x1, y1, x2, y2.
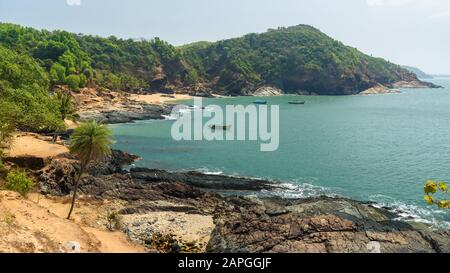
(1, 0, 449, 73)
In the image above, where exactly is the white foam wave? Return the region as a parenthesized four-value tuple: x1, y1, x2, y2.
(265, 182, 339, 199)
(183, 169, 450, 229)
(194, 167, 225, 175)
(369, 194, 450, 230)
(161, 114, 178, 120)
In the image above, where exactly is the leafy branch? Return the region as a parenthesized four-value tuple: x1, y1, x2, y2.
(424, 180, 450, 209)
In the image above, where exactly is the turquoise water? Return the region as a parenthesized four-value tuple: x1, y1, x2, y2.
(111, 78, 450, 228)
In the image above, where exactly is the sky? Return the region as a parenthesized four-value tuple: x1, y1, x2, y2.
(0, 0, 449, 74)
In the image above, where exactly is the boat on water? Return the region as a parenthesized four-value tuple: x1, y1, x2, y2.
(208, 125, 232, 130)
(288, 101, 306, 105)
(253, 100, 267, 105)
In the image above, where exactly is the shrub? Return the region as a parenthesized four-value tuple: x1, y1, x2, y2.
(4, 213, 15, 225)
(66, 74, 81, 90)
(106, 211, 123, 231)
(5, 170, 34, 196)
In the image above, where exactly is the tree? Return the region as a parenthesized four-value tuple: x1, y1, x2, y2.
(50, 63, 66, 85)
(67, 121, 113, 219)
(52, 91, 78, 142)
(0, 45, 62, 132)
(66, 74, 81, 90)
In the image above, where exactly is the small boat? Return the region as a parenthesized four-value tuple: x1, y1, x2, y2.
(208, 125, 232, 130)
(288, 101, 306, 105)
(253, 100, 267, 105)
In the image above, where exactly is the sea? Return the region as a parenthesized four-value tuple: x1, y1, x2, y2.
(111, 78, 450, 229)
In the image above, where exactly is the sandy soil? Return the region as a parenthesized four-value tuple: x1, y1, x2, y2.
(35, 195, 214, 252)
(6, 133, 69, 158)
(64, 119, 79, 130)
(129, 93, 196, 104)
(0, 191, 146, 253)
(22, 193, 214, 253)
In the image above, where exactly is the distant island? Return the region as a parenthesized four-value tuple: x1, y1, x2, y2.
(402, 65, 434, 79)
(402, 65, 450, 79)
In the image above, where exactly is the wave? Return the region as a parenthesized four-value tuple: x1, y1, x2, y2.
(175, 168, 450, 230)
(161, 114, 178, 120)
(368, 194, 450, 230)
(263, 182, 339, 199)
(194, 167, 225, 175)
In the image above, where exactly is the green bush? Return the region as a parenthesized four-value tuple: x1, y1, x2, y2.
(66, 74, 81, 90)
(5, 170, 34, 196)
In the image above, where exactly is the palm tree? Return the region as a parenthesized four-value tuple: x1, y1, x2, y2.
(53, 91, 78, 142)
(67, 121, 114, 219)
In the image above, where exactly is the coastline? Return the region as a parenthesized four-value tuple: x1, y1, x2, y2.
(3, 138, 450, 252)
(70, 78, 442, 124)
(2, 81, 449, 253)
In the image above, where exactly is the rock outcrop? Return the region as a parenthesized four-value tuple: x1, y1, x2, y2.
(78, 103, 173, 124)
(72, 88, 174, 124)
(253, 86, 284, 96)
(359, 84, 401, 95)
(130, 168, 275, 192)
(389, 80, 441, 89)
(207, 196, 450, 253)
(4, 156, 46, 171)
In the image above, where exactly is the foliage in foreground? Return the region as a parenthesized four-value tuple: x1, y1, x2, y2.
(424, 180, 450, 209)
(0, 45, 62, 132)
(5, 170, 34, 196)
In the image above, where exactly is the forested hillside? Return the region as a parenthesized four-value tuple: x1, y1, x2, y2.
(0, 45, 60, 132)
(182, 25, 420, 95)
(0, 23, 424, 97)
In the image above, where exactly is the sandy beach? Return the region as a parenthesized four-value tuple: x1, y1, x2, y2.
(129, 93, 196, 104)
(6, 134, 69, 158)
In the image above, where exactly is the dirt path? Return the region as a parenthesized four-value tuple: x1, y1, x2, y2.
(0, 191, 145, 253)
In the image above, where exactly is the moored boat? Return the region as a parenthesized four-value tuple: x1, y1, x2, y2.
(208, 125, 232, 130)
(253, 100, 267, 105)
(288, 101, 306, 105)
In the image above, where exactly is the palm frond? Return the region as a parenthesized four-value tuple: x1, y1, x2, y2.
(69, 120, 114, 166)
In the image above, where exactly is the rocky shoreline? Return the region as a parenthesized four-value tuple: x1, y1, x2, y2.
(6, 81, 447, 253)
(71, 79, 442, 124)
(70, 88, 176, 124)
(8, 150, 443, 253)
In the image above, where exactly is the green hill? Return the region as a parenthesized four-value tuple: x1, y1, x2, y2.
(182, 25, 422, 95)
(0, 23, 428, 97)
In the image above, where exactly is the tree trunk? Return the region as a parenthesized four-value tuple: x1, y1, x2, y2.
(67, 164, 85, 220)
(52, 132, 58, 142)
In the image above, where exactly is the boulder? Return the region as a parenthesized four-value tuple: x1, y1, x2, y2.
(253, 86, 284, 96)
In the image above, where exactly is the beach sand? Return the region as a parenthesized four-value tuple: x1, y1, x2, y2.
(6, 134, 69, 158)
(128, 93, 196, 104)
